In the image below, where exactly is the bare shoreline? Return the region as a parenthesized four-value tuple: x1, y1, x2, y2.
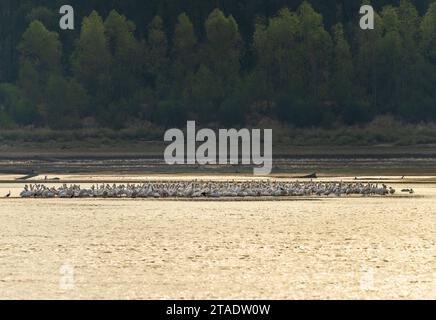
(1, 144, 436, 178)
(2, 143, 436, 159)
(1, 193, 434, 299)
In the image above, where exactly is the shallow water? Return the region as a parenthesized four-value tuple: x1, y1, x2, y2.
(3, 154, 436, 175)
(0, 181, 434, 299)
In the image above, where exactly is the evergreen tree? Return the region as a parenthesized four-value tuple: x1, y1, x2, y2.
(18, 20, 62, 100)
(331, 23, 353, 106)
(44, 75, 88, 129)
(146, 16, 168, 88)
(253, 8, 300, 98)
(72, 11, 111, 100)
(2, 1, 436, 128)
(421, 2, 436, 62)
(204, 9, 242, 82)
(17, 20, 61, 123)
(297, 1, 332, 101)
(172, 13, 198, 85)
(105, 10, 141, 104)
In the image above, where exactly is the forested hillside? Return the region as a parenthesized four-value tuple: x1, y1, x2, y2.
(1, 0, 436, 131)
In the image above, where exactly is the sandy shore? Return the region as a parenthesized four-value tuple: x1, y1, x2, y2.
(0, 149, 434, 299)
(0, 185, 434, 299)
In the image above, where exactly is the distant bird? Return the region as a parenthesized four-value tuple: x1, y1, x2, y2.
(401, 188, 415, 194)
(5, 190, 11, 198)
(18, 181, 399, 199)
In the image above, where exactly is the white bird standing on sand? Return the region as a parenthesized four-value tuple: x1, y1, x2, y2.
(18, 180, 405, 199)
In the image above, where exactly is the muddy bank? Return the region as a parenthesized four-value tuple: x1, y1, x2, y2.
(1, 145, 436, 176)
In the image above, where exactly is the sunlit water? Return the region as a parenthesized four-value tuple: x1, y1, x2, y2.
(0, 180, 434, 299)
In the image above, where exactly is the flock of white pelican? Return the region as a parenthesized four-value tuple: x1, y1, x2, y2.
(19, 181, 398, 199)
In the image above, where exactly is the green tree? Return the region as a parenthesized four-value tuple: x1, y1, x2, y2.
(71, 11, 112, 126)
(252, 8, 300, 98)
(172, 13, 198, 84)
(297, 1, 332, 100)
(396, 0, 429, 120)
(377, 6, 403, 113)
(4, 1, 436, 129)
(330, 23, 353, 105)
(0, 83, 18, 126)
(105, 10, 141, 103)
(26, 6, 57, 30)
(18, 20, 61, 104)
(18, 59, 40, 104)
(44, 75, 89, 129)
(0, 83, 38, 126)
(185, 64, 221, 122)
(421, 2, 436, 62)
(146, 15, 168, 90)
(204, 8, 241, 82)
(190, 9, 243, 123)
(72, 11, 111, 100)
(355, 6, 383, 111)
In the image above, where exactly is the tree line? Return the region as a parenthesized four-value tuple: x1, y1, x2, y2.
(1, 0, 436, 130)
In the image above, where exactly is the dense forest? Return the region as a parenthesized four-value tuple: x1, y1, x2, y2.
(1, 0, 436, 131)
